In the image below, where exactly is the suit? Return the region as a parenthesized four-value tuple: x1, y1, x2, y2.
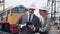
(19, 27, 35, 34)
(39, 15, 51, 34)
(16, 12, 41, 34)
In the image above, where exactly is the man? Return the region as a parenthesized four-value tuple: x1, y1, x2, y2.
(19, 22, 36, 34)
(39, 6, 51, 34)
(16, 3, 41, 34)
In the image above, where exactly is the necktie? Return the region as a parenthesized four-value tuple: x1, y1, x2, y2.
(29, 14, 31, 22)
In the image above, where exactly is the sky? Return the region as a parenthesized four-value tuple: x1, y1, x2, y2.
(0, 0, 47, 10)
(0, 0, 48, 17)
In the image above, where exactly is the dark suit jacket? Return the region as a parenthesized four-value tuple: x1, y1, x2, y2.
(0, 30, 11, 34)
(19, 27, 35, 34)
(16, 13, 41, 33)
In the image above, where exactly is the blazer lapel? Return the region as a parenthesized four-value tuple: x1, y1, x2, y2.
(25, 13, 29, 22)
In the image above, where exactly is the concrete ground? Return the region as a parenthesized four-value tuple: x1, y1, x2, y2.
(35, 26, 60, 34)
(0, 26, 60, 34)
(51, 26, 60, 34)
(0, 30, 11, 34)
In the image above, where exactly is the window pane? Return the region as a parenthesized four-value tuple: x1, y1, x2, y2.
(12, 7, 19, 13)
(19, 8, 24, 13)
(19, 8, 27, 13)
(0, 12, 6, 17)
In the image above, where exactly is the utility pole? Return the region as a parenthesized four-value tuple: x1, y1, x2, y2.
(56, 0, 60, 29)
(47, 0, 54, 21)
(53, 0, 56, 25)
(0, 0, 5, 12)
(48, 0, 60, 29)
(47, 0, 56, 25)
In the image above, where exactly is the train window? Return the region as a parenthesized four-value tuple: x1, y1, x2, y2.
(7, 10, 9, 14)
(12, 7, 19, 13)
(0, 12, 6, 17)
(19, 8, 24, 13)
(2, 12, 6, 16)
(19, 8, 27, 13)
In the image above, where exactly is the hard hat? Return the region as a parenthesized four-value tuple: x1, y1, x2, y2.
(38, 5, 48, 12)
(27, 3, 36, 9)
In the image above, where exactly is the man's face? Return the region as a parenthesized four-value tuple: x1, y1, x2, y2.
(39, 10, 47, 17)
(28, 8, 35, 14)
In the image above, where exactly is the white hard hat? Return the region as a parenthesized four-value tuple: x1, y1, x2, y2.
(38, 5, 48, 11)
(27, 3, 36, 9)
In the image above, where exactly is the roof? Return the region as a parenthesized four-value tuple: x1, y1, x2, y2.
(0, 5, 28, 14)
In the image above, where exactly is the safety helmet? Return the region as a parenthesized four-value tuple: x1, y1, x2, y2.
(27, 3, 36, 9)
(38, 5, 48, 12)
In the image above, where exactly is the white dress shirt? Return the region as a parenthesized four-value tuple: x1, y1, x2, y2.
(39, 15, 45, 25)
(27, 12, 34, 22)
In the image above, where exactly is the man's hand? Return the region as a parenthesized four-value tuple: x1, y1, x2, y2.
(20, 23, 26, 28)
(39, 28, 44, 32)
(21, 23, 26, 28)
(28, 24, 35, 30)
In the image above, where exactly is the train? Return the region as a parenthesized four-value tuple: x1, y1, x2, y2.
(0, 5, 28, 24)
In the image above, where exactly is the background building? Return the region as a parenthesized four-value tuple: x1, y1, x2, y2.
(48, 0, 60, 26)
